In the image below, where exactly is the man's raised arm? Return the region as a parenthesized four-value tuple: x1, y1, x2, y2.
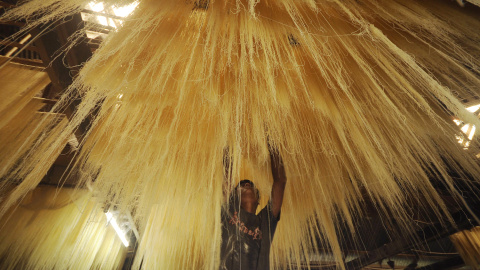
(269, 146, 287, 219)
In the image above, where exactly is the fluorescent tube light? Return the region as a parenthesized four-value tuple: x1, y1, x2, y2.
(106, 212, 129, 247)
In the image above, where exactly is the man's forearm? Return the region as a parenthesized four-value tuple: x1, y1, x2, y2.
(269, 147, 287, 183)
(268, 145, 286, 219)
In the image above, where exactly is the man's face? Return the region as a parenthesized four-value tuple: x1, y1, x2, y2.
(239, 180, 259, 205)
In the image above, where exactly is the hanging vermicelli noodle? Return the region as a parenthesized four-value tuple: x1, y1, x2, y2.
(0, 186, 127, 270)
(0, 0, 480, 269)
(451, 227, 480, 269)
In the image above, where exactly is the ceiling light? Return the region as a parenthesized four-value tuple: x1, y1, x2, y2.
(105, 212, 129, 247)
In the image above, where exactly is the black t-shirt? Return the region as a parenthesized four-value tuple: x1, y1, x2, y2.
(220, 201, 279, 270)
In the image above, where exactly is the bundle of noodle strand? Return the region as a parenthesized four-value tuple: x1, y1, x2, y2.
(0, 186, 127, 270)
(450, 227, 480, 269)
(0, 0, 479, 269)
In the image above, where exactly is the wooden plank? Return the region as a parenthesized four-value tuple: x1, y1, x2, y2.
(0, 20, 26, 27)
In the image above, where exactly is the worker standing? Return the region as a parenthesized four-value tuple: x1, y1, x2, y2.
(220, 146, 287, 270)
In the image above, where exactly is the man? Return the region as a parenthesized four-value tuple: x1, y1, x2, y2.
(220, 147, 287, 270)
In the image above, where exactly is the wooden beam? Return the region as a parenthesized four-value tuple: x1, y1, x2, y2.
(345, 170, 480, 269)
(87, 22, 112, 34)
(60, 16, 93, 68)
(0, 21, 26, 27)
(0, 55, 43, 67)
(82, 9, 125, 21)
(32, 25, 74, 93)
(1, 40, 38, 51)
